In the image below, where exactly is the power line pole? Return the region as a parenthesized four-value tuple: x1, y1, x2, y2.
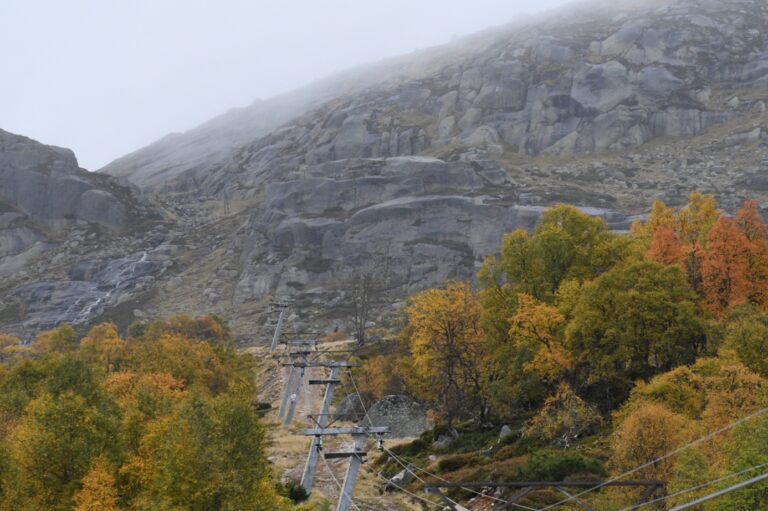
(277, 342, 316, 421)
(270, 301, 289, 351)
(303, 426, 390, 511)
(279, 358, 354, 425)
(301, 367, 341, 493)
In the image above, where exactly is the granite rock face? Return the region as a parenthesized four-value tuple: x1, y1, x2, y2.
(0, 129, 131, 229)
(0, 130, 168, 336)
(7, 249, 172, 332)
(104, 0, 768, 202)
(231, 156, 635, 303)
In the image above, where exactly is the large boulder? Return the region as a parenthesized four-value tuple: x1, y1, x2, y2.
(366, 395, 432, 438)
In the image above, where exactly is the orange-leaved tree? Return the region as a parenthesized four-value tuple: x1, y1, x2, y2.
(701, 217, 754, 315)
(647, 226, 687, 267)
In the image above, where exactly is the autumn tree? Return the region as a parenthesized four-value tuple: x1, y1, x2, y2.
(478, 207, 626, 413)
(354, 355, 403, 401)
(635, 194, 720, 295)
(523, 383, 602, 447)
(3, 392, 117, 511)
(0, 335, 25, 364)
(122, 392, 288, 511)
(80, 323, 126, 372)
(485, 293, 571, 413)
(702, 217, 754, 315)
(613, 358, 768, 509)
(485, 205, 624, 305)
(676, 192, 719, 244)
(73, 457, 119, 511)
(125, 332, 231, 395)
(399, 282, 488, 428)
(735, 200, 768, 305)
(647, 226, 686, 266)
(611, 402, 693, 481)
(513, 294, 570, 381)
(530, 205, 623, 298)
(566, 261, 707, 409)
(0, 318, 285, 511)
(646, 200, 676, 235)
(34, 324, 78, 354)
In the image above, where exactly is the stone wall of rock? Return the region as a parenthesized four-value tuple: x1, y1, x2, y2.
(231, 156, 636, 304)
(367, 395, 432, 438)
(0, 129, 131, 229)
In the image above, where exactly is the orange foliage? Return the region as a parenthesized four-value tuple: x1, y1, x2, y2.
(647, 226, 686, 266)
(702, 218, 754, 314)
(736, 201, 768, 305)
(355, 355, 403, 401)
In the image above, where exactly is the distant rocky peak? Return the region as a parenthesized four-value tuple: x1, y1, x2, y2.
(0, 129, 80, 175)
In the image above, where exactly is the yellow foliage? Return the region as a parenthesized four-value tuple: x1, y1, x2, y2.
(80, 323, 126, 372)
(646, 200, 676, 235)
(355, 355, 402, 401)
(524, 383, 602, 447)
(101, 371, 186, 411)
(126, 333, 229, 394)
(509, 293, 564, 352)
(33, 324, 78, 355)
(611, 402, 693, 480)
(0, 335, 26, 363)
(401, 282, 488, 424)
(73, 457, 119, 511)
(676, 192, 719, 244)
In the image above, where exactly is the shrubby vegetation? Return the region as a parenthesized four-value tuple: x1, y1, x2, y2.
(0, 316, 290, 511)
(364, 195, 768, 509)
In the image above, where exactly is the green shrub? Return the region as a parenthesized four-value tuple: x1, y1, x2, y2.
(392, 438, 428, 457)
(279, 479, 308, 503)
(519, 450, 606, 481)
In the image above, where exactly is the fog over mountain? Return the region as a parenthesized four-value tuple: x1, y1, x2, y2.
(1, 0, 571, 171)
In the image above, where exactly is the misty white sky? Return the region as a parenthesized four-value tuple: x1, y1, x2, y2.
(1, 0, 572, 170)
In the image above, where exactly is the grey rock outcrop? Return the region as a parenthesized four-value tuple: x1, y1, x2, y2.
(0, 129, 132, 229)
(0, 130, 169, 337)
(385, 468, 415, 492)
(367, 395, 432, 438)
(232, 156, 634, 303)
(6, 249, 171, 333)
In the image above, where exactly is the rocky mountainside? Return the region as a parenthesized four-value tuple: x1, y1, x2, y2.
(0, 130, 173, 334)
(3, 0, 768, 340)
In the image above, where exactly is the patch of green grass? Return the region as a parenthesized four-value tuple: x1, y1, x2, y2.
(519, 450, 607, 481)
